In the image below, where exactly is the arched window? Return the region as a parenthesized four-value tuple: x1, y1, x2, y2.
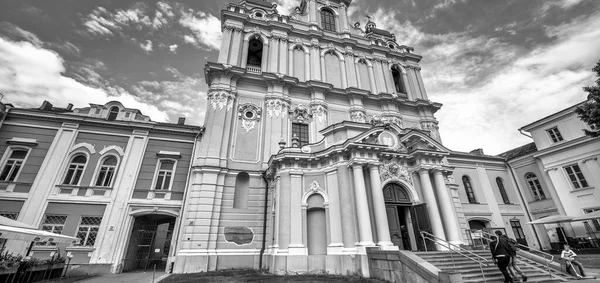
(496, 177, 510, 204)
(107, 106, 119, 121)
(462, 175, 477, 203)
(324, 51, 342, 88)
(357, 59, 371, 91)
(307, 194, 327, 255)
(293, 46, 305, 81)
(63, 155, 87, 185)
(391, 66, 406, 93)
(154, 160, 174, 190)
(320, 9, 336, 32)
(94, 156, 118, 187)
(246, 37, 263, 68)
(525, 173, 546, 201)
(0, 148, 28, 182)
(233, 172, 250, 209)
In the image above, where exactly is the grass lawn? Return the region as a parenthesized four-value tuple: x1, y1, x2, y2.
(161, 269, 386, 283)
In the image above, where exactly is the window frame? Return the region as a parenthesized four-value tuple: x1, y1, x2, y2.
(546, 126, 564, 143)
(37, 214, 68, 246)
(62, 153, 89, 186)
(583, 208, 600, 231)
(151, 159, 177, 191)
(510, 220, 526, 239)
(496, 177, 511, 204)
(107, 106, 120, 121)
(74, 216, 103, 247)
(0, 146, 31, 182)
(91, 154, 120, 188)
(525, 172, 546, 201)
(563, 163, 589, 190)
(462, 175, 477, 204)
(291, 122, 310, 147)
(320, 8, 336, 32)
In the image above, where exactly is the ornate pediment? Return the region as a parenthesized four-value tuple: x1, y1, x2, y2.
(379, 159, 413, 185)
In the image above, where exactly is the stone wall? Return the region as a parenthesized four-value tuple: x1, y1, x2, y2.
(366, 249, 462, 283)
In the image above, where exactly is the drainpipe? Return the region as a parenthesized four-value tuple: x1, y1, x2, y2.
(170, 128, 202, 272)
(506, 161, 543, 249)
(259, 171, 270, 271)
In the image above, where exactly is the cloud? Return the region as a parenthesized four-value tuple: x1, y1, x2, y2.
(274, 0, 301, 15)
(140, 39, 153, 53)
(169, 44, 178, 53)
(0, 36, 168, 121)
(541, 0, 586, 14)
(0, 22, 43, 47)
(179, 10, 222, 50)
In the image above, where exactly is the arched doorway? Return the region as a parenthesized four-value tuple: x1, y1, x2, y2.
(122, 214, 176, 272)
(384, 183, 417, 251)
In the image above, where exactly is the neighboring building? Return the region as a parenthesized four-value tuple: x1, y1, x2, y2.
(502, 102, 600, 250)
(0, 101, 202, 274)
(172, 0, 537, 276)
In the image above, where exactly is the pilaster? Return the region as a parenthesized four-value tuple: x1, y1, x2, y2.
(368, 164, 396, 249)
(351, 164, 375, 248)
(336, 164, 357, 252)
(417, 169, 446, 242)
(432, 169, 462, 245)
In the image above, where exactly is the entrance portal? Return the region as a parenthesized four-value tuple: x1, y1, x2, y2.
(384, 183, 418, 251)
(122, 214, 176, 272)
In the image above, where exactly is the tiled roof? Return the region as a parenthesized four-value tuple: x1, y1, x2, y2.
(497, 142, 538, 160)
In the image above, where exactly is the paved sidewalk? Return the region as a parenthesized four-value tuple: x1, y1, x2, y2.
(77, 271, 168, 283)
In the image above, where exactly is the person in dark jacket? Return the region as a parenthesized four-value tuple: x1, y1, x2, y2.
(490, 235, 514, 283)
(495, 230, 527, 282)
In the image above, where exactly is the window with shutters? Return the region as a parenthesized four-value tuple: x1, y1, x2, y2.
(0, 148, 28, 182)
(320, 9, 336, 32)
(63, 155, 87, 185)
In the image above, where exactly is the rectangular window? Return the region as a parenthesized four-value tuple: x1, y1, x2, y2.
(510, 220, 526, 239)
(292, 123, 309, 147)
(37, 215, 68, 246)
(564, 164, 589, 189)
(584, 208, 600, 231)
(546, 127, 564, 143)
(75, 216, 103, 246)
(0, 213, 19, 249)
(154, 160, 175, 190)
(0, 149, 28, 182)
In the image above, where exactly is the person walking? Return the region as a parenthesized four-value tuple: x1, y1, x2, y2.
(495, 230, 527, 282)
(561, 244, 586, 279)
(490, 235, 514, 283)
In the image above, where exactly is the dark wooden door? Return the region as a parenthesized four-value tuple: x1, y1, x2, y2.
(410, 203, 434, 251)
(386, 205, 404, 249)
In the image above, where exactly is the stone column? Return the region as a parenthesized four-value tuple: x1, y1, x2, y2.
(269, 37, 279, 73)
(418, 169, 446, 242)
(288, 172, 305, 254)
(401, 71, 413, 100)
(352, 164, 375, 247)
(339, 58, 348, 89)
(304, 51, 311, 80)
(261, 43, 269, 73)
(326, 170, 344, 251)
(228, 29, 243, 66)
(432, 170, 462, 245)
(240, 39, 250, 68)
(337, 164, 357, 251)
(368, 165, 396, 249)
(288, 47, 294, 75)
(279, 37, 288, 74)
(278, 172, 292, 252)
(320, 54, 326, 82)
(218, 28, 232, 64)
(311, 46, 321, 80)
(415, 67, 429, 100)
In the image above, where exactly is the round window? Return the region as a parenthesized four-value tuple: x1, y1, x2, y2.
(389, 44, 395, 49)
(255, 12, 263, 18)
(245, 111, 254, 119)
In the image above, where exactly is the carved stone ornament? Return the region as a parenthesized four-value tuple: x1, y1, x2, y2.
(289, 104, 313, 123)
(379, 159, 413, 185)
(308, 180, 322, 193)
(349, 107, 367, 123)
(207, 89, 236, 112)
(381, 113, 405, 129)
(421, 120, 440, 140)
(310, 102, 327, 123)
(238, 103, 262, 133)
(265, 97, 290, 118)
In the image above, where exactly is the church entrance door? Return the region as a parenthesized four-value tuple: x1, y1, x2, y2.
(383, 183, 419, 251)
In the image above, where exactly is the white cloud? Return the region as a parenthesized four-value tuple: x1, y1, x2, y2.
(140, 39, 153, 53)
(274, 0, 301, 15)
(0, 22, 43, 47)
(0, 37, 168, 121)
(179, 10, 222, 50)
(169, 44, 178, 53)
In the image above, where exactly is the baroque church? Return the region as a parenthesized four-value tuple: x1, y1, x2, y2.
(172, 0, 536, 275)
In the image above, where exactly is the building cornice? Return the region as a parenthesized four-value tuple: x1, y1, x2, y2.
(520, 101, 586, 132)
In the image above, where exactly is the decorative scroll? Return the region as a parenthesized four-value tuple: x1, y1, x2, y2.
(208, 89, 236, 112)
(310, 101, 328, 123)
(308, 180, 322, 193)
(238, 103, 262, 133)
(265, 98, 290, 118)
(379, 159, 413, 185)
(289, 104, 312, 123)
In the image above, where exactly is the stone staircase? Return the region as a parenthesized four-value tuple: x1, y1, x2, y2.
(414, 250, 574, 283)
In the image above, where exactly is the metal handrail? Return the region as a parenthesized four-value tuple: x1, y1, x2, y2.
(420, 231, 490, 283)
(477, 230, 554, 278)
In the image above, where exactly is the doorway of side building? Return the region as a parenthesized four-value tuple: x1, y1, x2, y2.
(122, 214, 176, 272)
(384, 183, 420, 251)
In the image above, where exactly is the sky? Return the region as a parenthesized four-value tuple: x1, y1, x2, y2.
(0, 0, 599, 155)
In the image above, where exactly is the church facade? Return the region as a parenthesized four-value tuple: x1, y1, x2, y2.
(171, 0, 536, 275)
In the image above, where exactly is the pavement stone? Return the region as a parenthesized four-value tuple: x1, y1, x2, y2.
(77, 271, 167, 283)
